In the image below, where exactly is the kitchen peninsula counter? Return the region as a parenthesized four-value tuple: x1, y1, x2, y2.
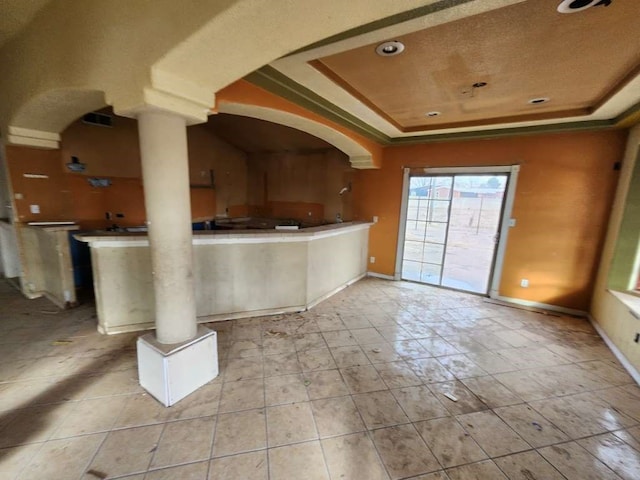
(77, 222, 371, 334)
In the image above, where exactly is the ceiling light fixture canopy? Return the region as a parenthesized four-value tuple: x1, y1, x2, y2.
(557, 0, 612, 14)
(375, 40, 405, 57)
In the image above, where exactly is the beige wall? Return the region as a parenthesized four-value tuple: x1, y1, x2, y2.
(85, 224, 369, 334)
(18, 225, 77, 307)
(307, 227, 368, 304)
(591, 125, 640, 372)
(0, 221, 21, 278)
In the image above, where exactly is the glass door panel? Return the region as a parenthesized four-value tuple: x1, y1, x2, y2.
(401, 173, 508, 295)
(402, 176, 452, 286)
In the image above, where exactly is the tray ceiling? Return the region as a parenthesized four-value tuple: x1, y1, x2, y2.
(265, 0, 640, 141)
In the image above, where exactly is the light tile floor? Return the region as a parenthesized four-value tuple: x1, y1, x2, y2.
(1, 278, 639, 479)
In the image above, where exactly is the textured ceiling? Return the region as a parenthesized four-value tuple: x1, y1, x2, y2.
(314, 0, 640, 132)
(267, 0, 640, 140)
(206, 114, 334, 154)
(0, 0, 53, 48)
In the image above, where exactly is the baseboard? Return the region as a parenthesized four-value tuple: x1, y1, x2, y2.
(307, 272, 367, 309)
(200, 305, 305, 323)
(588, 315, 640, 386)
(99, 321, 156, 335)
(367, 271, 395, 280)
(490, 295, 588, 317)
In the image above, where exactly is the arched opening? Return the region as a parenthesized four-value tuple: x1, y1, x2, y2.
(6, 105, 358, 236)
(8, 89, 107, 148)
(217, 102, 374, 168)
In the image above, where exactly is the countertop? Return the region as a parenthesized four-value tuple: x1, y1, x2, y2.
(75, 221, 373, 246)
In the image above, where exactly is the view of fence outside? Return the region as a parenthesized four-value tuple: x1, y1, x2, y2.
(402, 175, 505, 294)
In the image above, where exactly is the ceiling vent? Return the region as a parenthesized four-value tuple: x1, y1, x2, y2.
(557, 0, 612, 13)
(82, 112, 113, 127)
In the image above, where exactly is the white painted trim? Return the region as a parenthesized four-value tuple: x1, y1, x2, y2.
(7, 135, 59, 149)
(368, 271, 395, 280)
(394, 167, 410, 280)
(90, 240, 150, 248)
(218, 102, 375, 168)
(491, 294, 588, 317)
(490, 165, 520, 297)
(610, 290, 640, 318)
(420, 166, 515, 175)
(307, 272, 367, 309)
(588, 315, 640, 385)
(8, 126, 61, 141)
(7, 126, 61, 149)
(99, 321, 155, 335)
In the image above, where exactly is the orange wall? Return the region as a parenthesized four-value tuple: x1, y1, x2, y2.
(187, 124, 247, 216)
(7, 146, 69, 222)
(246, 149, 353, 223)
(61, 115, 142, 178)
(354, 129, 627, 310)
(6, 115, 246, 228)
(7, 148, 146, 228)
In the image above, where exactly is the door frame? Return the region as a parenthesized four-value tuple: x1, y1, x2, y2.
(394, 165, 520, 298)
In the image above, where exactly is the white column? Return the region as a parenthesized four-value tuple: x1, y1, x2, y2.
(138, 110, 197, 344)
(136, 109, 218, 406)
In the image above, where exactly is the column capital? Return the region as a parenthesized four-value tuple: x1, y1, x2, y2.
(114, 69, 215, 125)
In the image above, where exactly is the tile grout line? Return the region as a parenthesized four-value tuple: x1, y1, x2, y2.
(262, 323, 271, 480)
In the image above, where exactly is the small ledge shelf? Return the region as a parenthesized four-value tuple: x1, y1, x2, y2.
(609, 290, 640, 319)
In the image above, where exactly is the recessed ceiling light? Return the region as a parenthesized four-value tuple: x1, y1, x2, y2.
(528, 97, 550, 105)
(375, 41, 405, 57)
(557, 0, 611, 14)
(425, 111, 441, 117)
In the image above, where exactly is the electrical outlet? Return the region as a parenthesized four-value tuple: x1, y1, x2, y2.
(14, 193, 23, 200)
(373, 216, 379, 223)
(520, 278, 529, 288)
(370, 256, 376, 264)
(29, 204, 40, 214)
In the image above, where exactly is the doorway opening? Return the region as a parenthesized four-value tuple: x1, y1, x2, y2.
(396, 167, 518, 296)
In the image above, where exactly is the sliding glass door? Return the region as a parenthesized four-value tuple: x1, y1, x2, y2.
(401, 173, 508, 294)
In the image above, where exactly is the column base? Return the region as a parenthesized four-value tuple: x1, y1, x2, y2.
(137, 325, 218, 407)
